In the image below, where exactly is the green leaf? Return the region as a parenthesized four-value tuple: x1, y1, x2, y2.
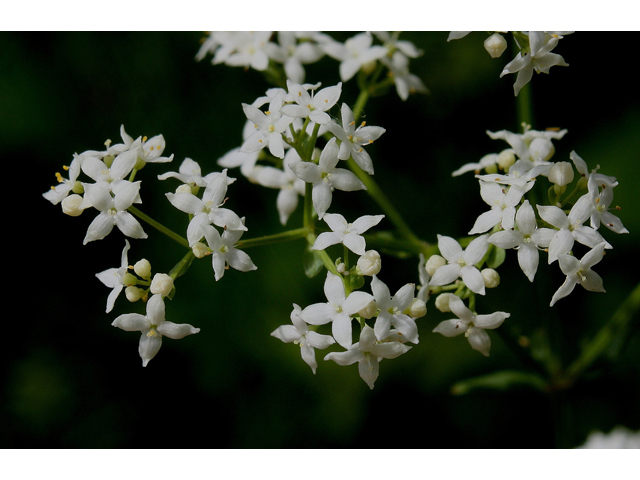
(303, 245, 324, 278)
(486, 245, 506, 269)
(451, 370, 547, 395)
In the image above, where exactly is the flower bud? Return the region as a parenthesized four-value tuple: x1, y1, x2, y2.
(481, 268, 500, 288)
(548, 161, 575, 187)
(408, 298, 427, 318)
(529, 138, 555, 163)
(176, 184, 192, 194)
(150, 273, 174, 297)
(61, 194, 84, 216)
(125, 286, 145, 302)
(484, 33, 507, 58)
(123, 272, 138, 286)
(425, 255, 446, 276)
(357, 250, 382, 276)
(192, 242, 209, 259)
(359, 300, 378, 320)
(435, 293, 453, 312)
(498, 149, 516, 171)
(134, 259, 152, 279)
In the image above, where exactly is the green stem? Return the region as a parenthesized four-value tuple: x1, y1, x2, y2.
(128, 206, 190, 249)
(236, 227, 310, 249)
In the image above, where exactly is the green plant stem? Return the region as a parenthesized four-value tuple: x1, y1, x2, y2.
(565, 281, 640, 381)
(128, 206, 190, 249)
(236, 227, 310, 249)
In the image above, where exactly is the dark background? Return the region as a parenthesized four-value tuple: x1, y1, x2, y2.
(2, 31, 639, 448)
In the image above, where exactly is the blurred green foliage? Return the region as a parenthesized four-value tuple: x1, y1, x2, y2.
(3, 31, 640, 448)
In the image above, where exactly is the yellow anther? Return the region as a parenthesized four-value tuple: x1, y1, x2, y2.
(147, 329, 158, 338)
(265, 111, 271, 115)
(55, 172, 64, 183)
(324, 99, 328, 103)
(258, 139, 263, 143)
(348, 135, 353, 141)
(142, 136, 148, 142)
(349, 121, 356, 126)
(361, 121, 366, 127)
(63, 165, 70, 171)
(298, 91, 302, 96)
(358, 148, 363, 152)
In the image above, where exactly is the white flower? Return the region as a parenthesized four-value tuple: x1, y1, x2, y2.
(111, 294, 200, 367)
(429, 234, 490, 295)
(95, 240, 132, 313)
(289, 138, 367, 219)
(127, 133, 174, 165)
(166, 169, 246, 246)
(585, 175, 628, 234)
(452, 152, 505, 177)
(501, 32, 570, 96)
(324, 325, 411, 390)
(200, 223, 257, 281)
(432, 295, 509, 357)
(468, 180, 534, 234)
(250, 149, 306, 225)
(241, 92, 293, 159)
(370, 275, 419, 344)
(81, 181, 147, 244)
(158, 157, 223, 190)
(548, 161, 575, 187)
(280, 80, 342, 125)
(265, 32, 325, 84)
(578, 426, 640, 449)
(222, 31, 272, 71)
(550, 242, 607, 307)
(271, 303, 335, 374)
(537, 197, 611, 264)
(300, 272, 374, 349)
(43, 154, 84, 205)
(570, 151, 618, 188)
(217, 120, 262, 178)
(80, 147, 138, 192)
(488, 200, 556, 282)
(326, 103, 385, 175)
(322, 32, 387, 82)
(380, 51, 428, 101)
(487, 127, 567, 165)
(416, 253, 432, 302)
(312, 212, 384, 256)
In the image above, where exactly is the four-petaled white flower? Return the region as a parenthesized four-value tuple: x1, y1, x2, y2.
(43, 154, 84, 205)
(585, 175, 628, 234)
(322, 32, 387, 82)
(550, 243, 607, 307)
(158, 157, 229, 190)
(327, 103, 385, 175)
(501, 32, 570, 96)
(95, 240, 132, 313)
(81, 181, 147, 244)
(300, 272, 374, 349)
(468, 180, 534, 234)
(380, 50, 428, 101)
(271, 303, 335, 374)
(112, 294, 200, 367)
(429, 234, 490, 295)
(324, 325, 411, 390)
(281, 80, 342, 125)
(488, 200, 556, 282)
(370, 275, 419, 343)
(537, 197, 611, 264)
(200, 223, 257, 281)
(312, 212, 384, 256)
(289, 138, 366, 220)
(241, 92, 293, 159)
(166, 169, 246, 246)
(265, 32, 325, 84)
(432, 294, 510, 357)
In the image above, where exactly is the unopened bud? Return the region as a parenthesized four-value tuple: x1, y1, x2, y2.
(529, 138, 555, 163)
(134, 259, 152, 279)
(192, 242, 209, 259)
(61, 194, 84, 216)
(481, 268, 500, 288)
(357, 250, 382, 276)
(484, 33, 507, 58)
(425, 255, 446, 276)
(150, 273, 174, 297)
(408, 298, 427, 318)
(548, 161, 574, 187)
(435, 293, 454, 312)
(176, 184, 192, 194)
(125, 286, 145, 302)
(359, 300, 378, 320)
(498, 149, 516, 171)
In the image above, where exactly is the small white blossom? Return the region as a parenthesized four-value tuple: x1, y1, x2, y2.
(112, 294, 200, 367)
(432, 295, 510, 357)
(95, 240, 132, 313)
(300, 272, 374, 349)
(550, 243, 607, 307)
(585, 175, 628, 234)
(322, 32, 387, 82)
(271, 303, 335, 374)
(288, 138, 366, 219)
(429, 234, 489, 295)
(311, 212, 384, 256)
(370, 275, 420, 343)
(468, 180, 534, 234)
(241, 92, 293, 159)
(326, 103, 385, 175)
(158, 157, 227, 190)
(43, 154, 84, 205)
(264, 32, 325, 84)
(200, 223, 257, 281)
(416, 253, 432, 303)
(280, 80, 342, 125)
(380, 50, 428, 101)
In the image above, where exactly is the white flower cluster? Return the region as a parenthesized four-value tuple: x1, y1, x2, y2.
(448, 31, 572, 96)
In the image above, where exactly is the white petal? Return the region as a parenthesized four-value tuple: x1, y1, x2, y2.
(157, 321, 200, 339)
